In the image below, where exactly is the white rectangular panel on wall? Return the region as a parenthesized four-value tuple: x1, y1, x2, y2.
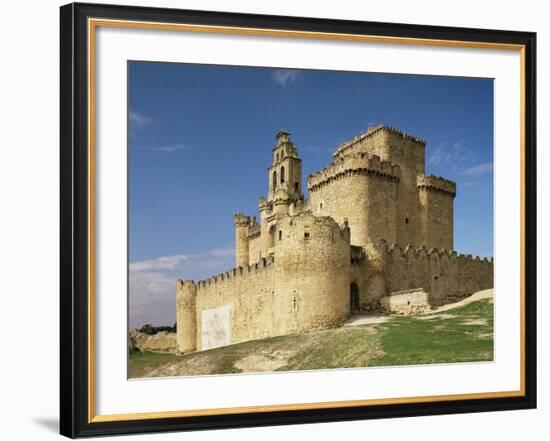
(201, 305, 231, 350)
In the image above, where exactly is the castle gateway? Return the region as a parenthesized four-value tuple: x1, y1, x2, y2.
(176, 126, 493, 353)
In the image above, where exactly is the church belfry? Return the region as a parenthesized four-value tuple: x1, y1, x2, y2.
(268, 130, 303, 202)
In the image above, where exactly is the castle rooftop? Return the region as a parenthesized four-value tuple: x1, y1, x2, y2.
(333, 125, 426, 158)
(417, 174, 456, 196)
(307, 151, 401, 192)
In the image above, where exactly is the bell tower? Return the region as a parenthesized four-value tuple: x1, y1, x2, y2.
(268, 130, 303, 202)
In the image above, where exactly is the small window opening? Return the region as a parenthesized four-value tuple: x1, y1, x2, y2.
(280, 166, 285, 183)
(294, 182, 298, 191)
(320, 202, 323, 210)
(272, 171, 277, 189)
(278, 230, 282, 241)
(405, 217, 409, 224)
(304, 232, 310, 239)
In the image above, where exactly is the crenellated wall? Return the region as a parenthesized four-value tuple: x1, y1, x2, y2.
(333, 125, 425, 167)
(380, 240, 493, 307)
(193, 257, 278, 350)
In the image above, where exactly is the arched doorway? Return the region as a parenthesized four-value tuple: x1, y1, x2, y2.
(350, 282, 359, 312)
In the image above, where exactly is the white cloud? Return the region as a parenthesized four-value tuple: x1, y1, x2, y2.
(463, 162, 493, 176)
(427, 140, 472, 170)
(272, 69, 299, 87)
(137, 143, 190, 153)
(129, 111, 154, 127)
(129, 254, 189, 272)
(130, 246, 235, 273)
(129, 270, 176, 329)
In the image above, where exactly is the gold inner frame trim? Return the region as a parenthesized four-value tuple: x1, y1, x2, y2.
(87, 17, 527, 424)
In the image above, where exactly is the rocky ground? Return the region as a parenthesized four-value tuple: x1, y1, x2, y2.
(129, 330, 176, 353)
(128, 289, 494, 378)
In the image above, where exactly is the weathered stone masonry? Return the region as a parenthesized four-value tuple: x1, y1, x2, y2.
(176, 126, 493, 353)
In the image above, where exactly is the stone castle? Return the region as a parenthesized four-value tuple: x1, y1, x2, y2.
(176, 126, 493, 353)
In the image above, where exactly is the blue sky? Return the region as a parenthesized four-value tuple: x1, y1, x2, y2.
(128, 61, 493, 328)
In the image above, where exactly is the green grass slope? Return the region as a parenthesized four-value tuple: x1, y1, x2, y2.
(129, 298, 493, 379)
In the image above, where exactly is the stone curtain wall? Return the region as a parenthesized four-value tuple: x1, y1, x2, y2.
(177, 237, 493, 353)
(352, 240, 493, 311)
(382, 241, 493, 307)
(194, 259, 278, 350)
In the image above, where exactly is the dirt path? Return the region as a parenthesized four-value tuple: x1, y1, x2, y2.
(430, 289, 493, 313)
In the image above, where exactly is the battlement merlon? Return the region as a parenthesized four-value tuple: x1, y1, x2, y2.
(307, 152, 401, 192)
(176, 279, 197, 291)
(378, 239, 493, 262)
(417, 174, 457, 197)
(333, 125, 426, 159)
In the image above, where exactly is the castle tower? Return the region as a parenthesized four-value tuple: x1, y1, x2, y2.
(417, 175, 456, 250)
(176, 279, 197, 353)
(233, 213, 251, 267)
(329, 126, 427, 247)
(273, 213, 351, 333)
(268, 130, 303, 202)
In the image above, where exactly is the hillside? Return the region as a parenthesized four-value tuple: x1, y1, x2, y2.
(129, 290, 493, 378)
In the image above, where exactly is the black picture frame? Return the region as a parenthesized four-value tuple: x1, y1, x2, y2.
(60, 2, 537, 438)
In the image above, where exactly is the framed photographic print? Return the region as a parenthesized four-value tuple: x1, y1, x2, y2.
(60, 2, 537, 438)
